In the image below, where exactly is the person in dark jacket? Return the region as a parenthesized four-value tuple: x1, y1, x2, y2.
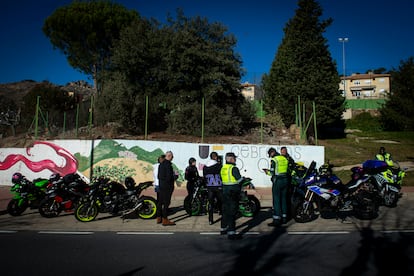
(203, 152, 223, 225)
(157, 151, 178, 226)
(185, 157, 199, 196)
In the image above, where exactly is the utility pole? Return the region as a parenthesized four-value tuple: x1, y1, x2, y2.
(338, 37, 349, 98)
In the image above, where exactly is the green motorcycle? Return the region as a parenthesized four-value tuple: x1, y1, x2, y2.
(7, 172, 49, 216)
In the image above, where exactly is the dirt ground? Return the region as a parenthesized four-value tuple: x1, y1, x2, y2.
(0, 125, 297, 148)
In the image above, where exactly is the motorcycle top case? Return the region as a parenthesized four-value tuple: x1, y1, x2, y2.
(362, 160, 388, 174)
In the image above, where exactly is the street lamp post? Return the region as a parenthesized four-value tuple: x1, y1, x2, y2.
(338, 37, 349, 98)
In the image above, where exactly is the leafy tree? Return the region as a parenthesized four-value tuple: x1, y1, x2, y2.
(43, 0, 138, 94)
(95, 17, 165, 133)
(379, 57, 414, 131)
(162, 11, 253, 135)
(99, 10, 254, 135)
(262, 0, 344, 138)
(366, 67, 388, 74)
(21, 82, 76, 131)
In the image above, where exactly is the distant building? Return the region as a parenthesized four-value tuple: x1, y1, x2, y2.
(240, 82, 263, 101)
(340, 73, 390, 119)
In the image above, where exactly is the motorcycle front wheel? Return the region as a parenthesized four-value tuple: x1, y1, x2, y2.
(137, 196, 157, 219)
(7, 199, 28, 216)
(383, 190, 399, 208)
(239, 195, 261, 217)
(293, 200, 318, 223)
(184, 195, 202, 216)
(74, 202, 99, 222)
(38, 198, 61, 218)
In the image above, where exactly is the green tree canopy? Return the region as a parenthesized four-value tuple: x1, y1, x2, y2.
(379, 57, 414, 131)
(262, 0, 344, 138)
(97, 10, 254, 135)
(42, 0, 139, 93)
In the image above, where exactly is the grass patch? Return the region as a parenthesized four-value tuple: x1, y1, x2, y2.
(321, 131, 414, 166)
(320, 128, 414, 186)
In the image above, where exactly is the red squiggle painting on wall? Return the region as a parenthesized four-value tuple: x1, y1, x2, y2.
(0, 141, 78, 175)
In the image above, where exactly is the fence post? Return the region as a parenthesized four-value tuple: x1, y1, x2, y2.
(145, 95, 148, 140)
(34, 96, 40, 140)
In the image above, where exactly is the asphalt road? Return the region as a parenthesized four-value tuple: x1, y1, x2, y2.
(1, 230, 413, 276)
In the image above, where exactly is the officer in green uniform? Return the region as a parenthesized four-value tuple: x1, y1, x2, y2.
(264, 147, 289, 227)
(220, 152, 243, 240)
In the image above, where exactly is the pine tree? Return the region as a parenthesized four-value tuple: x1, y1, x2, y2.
(262, 0, 344, 138)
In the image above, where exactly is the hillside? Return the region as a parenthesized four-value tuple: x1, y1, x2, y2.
(0, 80, 94, 106)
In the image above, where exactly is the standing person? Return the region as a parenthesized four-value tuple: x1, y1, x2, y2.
(157, 151, 177, 226)
(185, 157, 199, 196)
(281, 147, 296, 175)
(375, 146, 394, 167)
(264, 147, 289, 227)
(220, 152, 242, 240)
(203, 151, 223, 225)
(153, 155, 165, 223)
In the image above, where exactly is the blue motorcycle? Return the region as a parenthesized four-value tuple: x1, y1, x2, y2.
(292, 162, 379, 223)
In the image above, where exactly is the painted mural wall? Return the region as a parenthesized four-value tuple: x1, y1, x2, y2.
(0, 139, 325, 188)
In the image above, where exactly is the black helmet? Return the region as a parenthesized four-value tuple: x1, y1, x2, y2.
(49, 173, 61, 183)
(124, 177, 136, 189)
(225, 152, 237, 159)
(11, 172, 23, 184)
(188, 157, 196, 165)
(268, 147, 276, 157)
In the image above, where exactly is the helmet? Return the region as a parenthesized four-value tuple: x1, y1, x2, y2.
(49, 173, 61, 183)
(124, 177, 136, 189)
(188, 157, 196, 165)
(268, 147, 276, 157)
(12, 172, 23, 184)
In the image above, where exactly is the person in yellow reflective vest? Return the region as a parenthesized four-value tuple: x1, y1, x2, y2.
(264, 147, 289, 227)
(375, 147, 394, 167)
(220, 152, 243, 240)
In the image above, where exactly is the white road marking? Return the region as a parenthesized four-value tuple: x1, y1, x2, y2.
(199, 231, 260, 235)
(0, 230, 17, 233)
(288, 231, 350, 235)
(116, 232, 174, 235)
(38, 231, 94, 235)
(381, 229, 414, 234)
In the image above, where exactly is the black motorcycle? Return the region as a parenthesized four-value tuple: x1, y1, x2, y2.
(74, 176, 157, 222)
(38, 173, 90, 218)
(184, 177, 261, 217)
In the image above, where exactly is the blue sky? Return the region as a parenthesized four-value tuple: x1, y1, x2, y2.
(1, 0, 413, 86)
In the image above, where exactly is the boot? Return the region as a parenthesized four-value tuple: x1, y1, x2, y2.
(156, 217, 162, 224)
(162, 217, 176, 226)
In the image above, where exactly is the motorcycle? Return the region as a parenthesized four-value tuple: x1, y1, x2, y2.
(292, 162, 379, 223)
(7, 173, 49, 216)
(183, 177, 261, 217)
(362, 159, 406, 207)
(38, 173, 90, 218)
(74, 177, 157, 222)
